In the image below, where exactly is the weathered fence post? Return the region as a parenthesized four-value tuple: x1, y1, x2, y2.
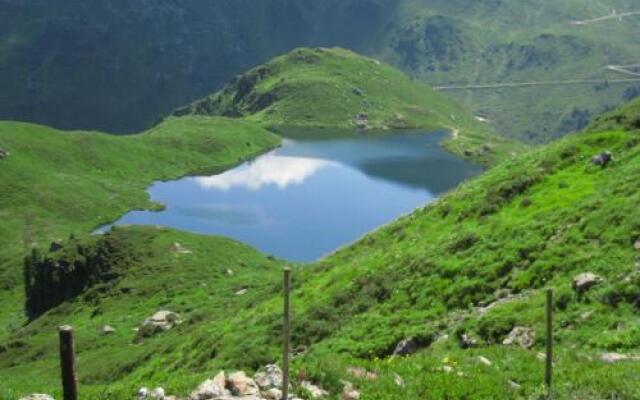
(545, 289, 553, 394)
(59, 325, 78, 400)
(282, 267, 291, 400)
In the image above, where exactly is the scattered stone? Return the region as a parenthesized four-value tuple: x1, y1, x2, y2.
(138, 388, 149, 399)
(139, 311, 182, 337)
(253, 364, 283, 389)
(352, 87, 364, 96)
(477, 356, 492, 367)
(634, 239, 640, 251)
(189, 371, 228, 400)
(226, 269, 234, 276)
(601, 352, 630, 364)
(0, 148, 8, 159)
(573, 273, 603, 292)
(591, 151, 613, 167)
(170, 242, 192, 254)
(393, 337, 426, 356)
(19, 395, 54, 400)
(393, 373, 405, 387)
(341, 381, 360, 400)
(508, 380, 522, 390)
(151, 388, 165, 399)
(346, 367, 378, 380)
(262, 388, 283, 400)
(300, 381, 329, 398)
(235, 289, 248, 296)
(580, 310, 595, 321)
(227, 371, 259, 396)
(460, 333, 478, 348)
(442, 365, 454, 373)
(101, 325, 116, 335)
(503, 327, 535, 349)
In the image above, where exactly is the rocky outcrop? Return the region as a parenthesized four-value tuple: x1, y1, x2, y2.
(180, 366, 311, 400)
(138, 311, 182, 337)
(502, 326, 535, 349)
(572, 273, 603, 292)
(392, 337, 427, 356)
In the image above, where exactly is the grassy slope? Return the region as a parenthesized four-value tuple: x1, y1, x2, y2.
(175, 47, 526, 166)
(0, 117, 281, 337)
(2, 106, 639, 399)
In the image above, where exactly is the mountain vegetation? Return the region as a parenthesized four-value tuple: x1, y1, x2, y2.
(1, 86, 639, 399)
(2, 0, 639, 142)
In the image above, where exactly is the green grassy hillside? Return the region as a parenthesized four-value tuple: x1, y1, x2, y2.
(2, 101, 639, 399)
(174, 47, 526, 165)
(0, 117, 280, 337)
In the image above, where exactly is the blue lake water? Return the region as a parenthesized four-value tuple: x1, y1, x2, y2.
(105, 130, 482, 261)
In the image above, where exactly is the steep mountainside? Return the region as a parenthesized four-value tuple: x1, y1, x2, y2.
(1, 98, 639, 399)
(1, 0, 639, 141)
(0, 0, 395, 133)
(174, 47, 526, 165)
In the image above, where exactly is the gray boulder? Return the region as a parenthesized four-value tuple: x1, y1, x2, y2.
(189, 371, 228, 400)
(591, 151, 613, 167)
(573, 273, 603, 292)
(227, 371, 259, 396)
(503, 326, 535, 349)
(253, 364, 283, 389)
(139, 311, 182, 337)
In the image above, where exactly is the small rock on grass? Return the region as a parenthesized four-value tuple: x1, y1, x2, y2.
(477, 356, 492, 367)
(300, 381, 329, 398)
(19, 395, 54, 400)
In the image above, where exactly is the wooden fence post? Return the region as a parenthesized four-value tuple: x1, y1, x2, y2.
(545, 289, 553, 394)
(59, 325, 78, 400)
(282, 267, 291, 400)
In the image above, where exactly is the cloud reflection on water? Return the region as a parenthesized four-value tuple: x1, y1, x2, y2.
(194, 154, 335, 191)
